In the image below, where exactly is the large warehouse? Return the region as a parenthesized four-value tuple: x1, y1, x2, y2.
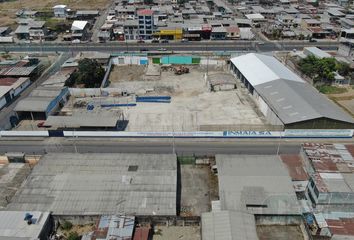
(230, 53, 354, 129)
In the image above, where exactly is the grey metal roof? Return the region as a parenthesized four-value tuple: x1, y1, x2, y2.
(202, 210, 258, 240)
(255, 79, 354, 124)
(14, 97, 53, 112)
(44, 115, 119, 128)
(14, 25, 30, 34)
(216, 155, 301, 215)
(7, 153, 177, 216)
(0, 211, 50, 239)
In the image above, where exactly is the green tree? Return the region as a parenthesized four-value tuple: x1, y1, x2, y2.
(67, 232, 80, 240)
(336, 61, 351, 76)
(298, 56, 336, 83)
(61, 221, 73, 230)
(67, 58, 105, 88)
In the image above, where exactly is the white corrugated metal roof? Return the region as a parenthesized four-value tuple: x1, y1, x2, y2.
(71, 20, 88, 31)
(230, 53, 304, 86)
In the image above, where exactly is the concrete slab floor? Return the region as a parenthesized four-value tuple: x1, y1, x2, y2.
(109, 67, 265, 131)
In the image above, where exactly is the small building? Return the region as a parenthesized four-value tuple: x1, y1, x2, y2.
(303, 47, 332, 59)
(71, 20, 89, 41)
(153, 28, 183, 40)
(75, 10, 99, 20)
(326, 8, 345, 22)
(82, 215, 135, 240)
(225, 26, 240, 39)
(16, 9, 39, 18)
(210, 26, 227, 40)
(340, 18, 354, 29)
(14, 86, 70, 120)
(98, 23, 113, 43)
(0, 26, 11, 36)
(43, 114, 122, 130)
(245, 13, 266, 24)
(123, 20, 139, 40)
(301, 18, 321, 29)
(15, 19, 46, 40)
(0, 211, 53, 240)
(207, 73, 237, 91)
(53, 5, 68, 18)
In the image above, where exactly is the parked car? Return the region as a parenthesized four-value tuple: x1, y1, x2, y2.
(140, 48, 149, 52)
(137, 39, 145, 43)
(181, 38, 188, 42)
(151, 39, 159, 43)
(309, 38, 317, 42)
(37, 121, 50, 128)
(157, 48, 167, 51)
(161, 39, 169, 43)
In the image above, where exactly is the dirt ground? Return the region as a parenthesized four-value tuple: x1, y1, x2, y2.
(152, 226, 200, 240)
(109, 65, 147, 82)
(256, 225, 305, 240)
(57, 223, 95, 238)
(327, 87, 354, 116)
(180, 165, 218, 216)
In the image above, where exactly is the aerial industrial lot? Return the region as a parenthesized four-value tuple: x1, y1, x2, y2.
(2, 0, 354, 239)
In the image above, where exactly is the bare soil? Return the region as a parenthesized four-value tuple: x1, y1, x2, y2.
(109, 65, 146, 82)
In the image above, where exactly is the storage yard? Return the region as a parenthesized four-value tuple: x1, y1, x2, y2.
(107, 64, 266, 131)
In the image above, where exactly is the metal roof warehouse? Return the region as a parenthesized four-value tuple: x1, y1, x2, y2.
(230, 53, 354, 129)
(6, 153, 177, 216)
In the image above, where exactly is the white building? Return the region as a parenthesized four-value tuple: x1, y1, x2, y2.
(53, 5, 68, 18)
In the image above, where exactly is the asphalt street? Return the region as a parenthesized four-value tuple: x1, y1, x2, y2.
(0, 138, 303, 155)
(0, 40, 339, 53)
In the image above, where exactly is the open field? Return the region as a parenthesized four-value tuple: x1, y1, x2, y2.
(109, 65, 265, 131)
(0, 0, 110, 27)
(180, 164, 218, 216)
(327, 87, 354, 117)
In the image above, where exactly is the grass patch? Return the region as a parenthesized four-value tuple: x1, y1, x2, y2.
(317, 85, 348, 94)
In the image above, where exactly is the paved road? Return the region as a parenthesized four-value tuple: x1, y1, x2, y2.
(0, 40, 339, 53)
(0, 52, 71, 130)
(0, 138, 302, 155)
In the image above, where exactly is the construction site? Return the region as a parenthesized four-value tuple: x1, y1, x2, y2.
(45, 60, 266, 132)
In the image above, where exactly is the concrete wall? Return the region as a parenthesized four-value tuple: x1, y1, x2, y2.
(253, 91, 284, 126)
(46, 88, 70, 116)
(255, 215, 303, 225)
(0, 96, 7, 110)
(13, 79, 31, 97)
(112, 56, 148, 65)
